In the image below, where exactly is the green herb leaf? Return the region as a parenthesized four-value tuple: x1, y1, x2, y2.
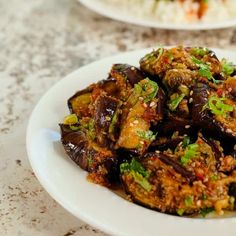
(87, 154, 93, 167)
(202, 194, 208, 201)
(191, 47, 209, 57)
(142, 78, 159, 103)
(69, 125, 80, 131)
(137, 130, 157, 142)
(200, 207, 214, 217)
(109, 110, 119, 135)
(211, 174, 218, 181)
(120, 158, 150, 178)
(181, 143, 199, 165)
(221, 58, 235, 76)
(182, 136, 190, 148)
(120, 162, 130, 173)
(192, 56, 220, 83)
(177, 209, 185, 216)
(184, 195, 194, 207)
(120, 159, 152, 191)
(168, 93, 185, 111)
(207, 96, 234, 117)
(131, 171, 152, 191)
(88, 119, 95, 140)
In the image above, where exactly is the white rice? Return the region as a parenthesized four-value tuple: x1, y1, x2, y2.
(100, 0, 236, 24)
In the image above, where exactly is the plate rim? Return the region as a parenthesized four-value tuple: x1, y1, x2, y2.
(26, 47, 236, 236)
(78, 0, 236, 30)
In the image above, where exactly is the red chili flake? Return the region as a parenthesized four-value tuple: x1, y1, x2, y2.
(163, 56, 170, 64)
(216, 88, 223, 96)
(195, 168, 205, 181)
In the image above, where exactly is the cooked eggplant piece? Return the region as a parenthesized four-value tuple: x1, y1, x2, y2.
(200, 133, 222, 169)
(159, 113, 194, 135)
(163, 69, 196, 89)
(111, 64, 146, 86)
(140, 46, 198, 78)
(192, 83, 236, 140)
(68, 87, 93, 117)
(156, 87, 166, 120)
(224, 77, 236, 99)
(120, 151, 236, 215)
(94, 94, 120, 147)
(229, 183, 236, 203)
(150, 136, 184, 151)
(60, 124, 118, 186)
(146, 152, 196, 183)
(117, 78, 161, 155)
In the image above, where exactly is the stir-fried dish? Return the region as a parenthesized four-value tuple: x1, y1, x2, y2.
(60, 46, 236, 217)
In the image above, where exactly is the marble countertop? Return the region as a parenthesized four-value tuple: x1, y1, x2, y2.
(0, 0, 236, 235)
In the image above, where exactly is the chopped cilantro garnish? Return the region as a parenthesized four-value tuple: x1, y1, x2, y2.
(120, 158, 150, 178)
(168, 93, 185, 111)
(87, 154, 93, 167)
(137, 130, 157, 142)
(200, 207, 214, 217)
(191, 47, 209, 57)
(134, 78, 159, 103)
(211, 174, 218, 181)
(184, 196, 194, 207)
(192, 56, 220, 83)
(221, 58, 235, 76)
(87, 119, 95, 140)
(205, 96, 234, 117)
(180, 143, 199, 165)
(177, 209, 185, 216)
(69, 125, 80, 131)
(131, 171, 152, 191)
(182, 136, 190, 148)
(120, 159, 152, 191)
(109, 110, 119, 135)
(157, 47, 164, 60)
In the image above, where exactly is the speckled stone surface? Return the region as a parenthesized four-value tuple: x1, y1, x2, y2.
(0, 0, 236, 235)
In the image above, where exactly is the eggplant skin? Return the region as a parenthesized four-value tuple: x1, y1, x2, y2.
(192, 83, 236, 140)
(120, 154, 196, 215)
(67, 87, 93, 118)
(94, 94, 119, 147)
(111, 64, 146, 86)
(159, 113, 195, 136)
(59, 124, 118, 185)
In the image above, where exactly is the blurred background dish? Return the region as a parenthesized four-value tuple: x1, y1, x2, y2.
(79, 0, 236, 30)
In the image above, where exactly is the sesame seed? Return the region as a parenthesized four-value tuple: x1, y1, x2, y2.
(226, 128, 232, 133)
(190, 90, 193, 96)
(140, 141, 144, 145)
(196, 200, 201, 207)
(189, 98, 193, 103)
(133, 120, 139, 124)
(143, 103, 148, 108)
(155, 150, 160, 154)
(130, 123, 134, 127)
(105, 116, 111, 121)
(150, 101, 156, 107)
(185, 125, 191, 129)
(131, 66, 135, 70)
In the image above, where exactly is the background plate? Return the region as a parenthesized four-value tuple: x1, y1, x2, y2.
(27, 48, 236, 236)
(78, 0, 236, 30)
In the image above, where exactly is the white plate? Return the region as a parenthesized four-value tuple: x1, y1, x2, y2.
(78, 0, 236, 30)
(27, 48, 236, 236)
